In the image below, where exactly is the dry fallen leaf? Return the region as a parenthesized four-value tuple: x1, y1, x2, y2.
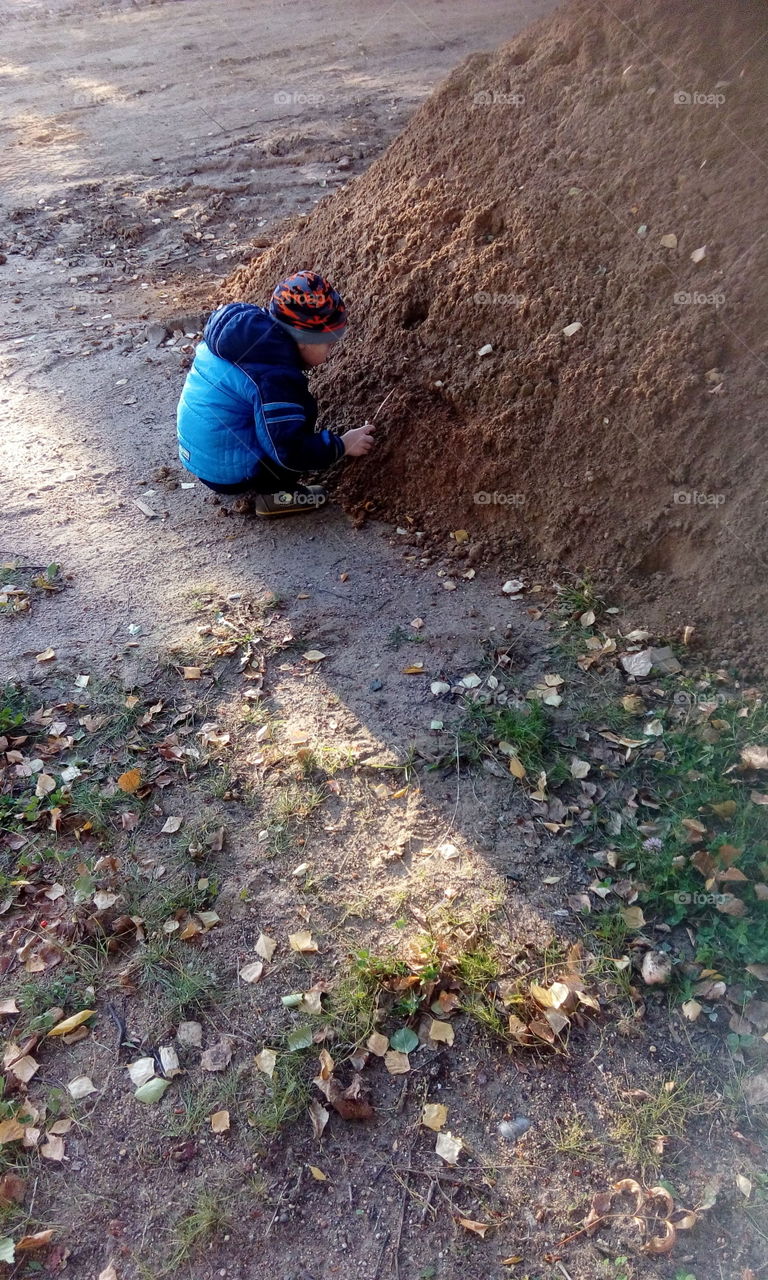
(47, 1009, 94, 1038)
(98, 1266, 118, 1280)
(161, 815, 183, 834)
(302, 650, 326, 663)
(428, 1019, 455, 1046)
(127, 1058, 156, 1087)
(117, 769, 142, 794)
(210, 1110, 230, 1134)
(255, 933, 277, 961)
(742, 745, 768, 770)
(0, 1119, 26, 1146)
(182, 666, 203, 680)
(457, 1217, 489, 1238)
(435, 1130, 464, 1165)
(308, 1164, 327, 1181)
(366, 1032, 389, 1057)
(289, 931, 318, 954)
(35, 649, 56, 664)
(40, 1134, 65, 1162)
(9, 1055, 40, 1084)
(422, 1103, 448, 1132)
(309, 1100, 329, 1140)
(239, 961, 264, 984)
(384, 1050, 410, 1075)
(200, 1039, 233, 1072)
(255, 1048, 277, 1079)
(16, 1230, 55, 1251)
(67, 1076, 97, 1100)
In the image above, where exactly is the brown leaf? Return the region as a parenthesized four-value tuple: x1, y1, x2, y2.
(200, 1039, 233, 1072)
(716, 894, 748, 917)
(642, 1221, 677, 1255)
(0, 1173, 26, 1206)
(384, 1050, 410, 1075)
(741, 745, 768, 770)
(456, 1217, 489, 1238)
(210, 1110, 230, 1134)
(17, 1230, 55, 1251)
(0, 1118, 26, 1146)
(309, 1100, 329, 1140)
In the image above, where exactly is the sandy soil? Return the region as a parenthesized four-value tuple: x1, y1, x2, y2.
(3, 5, 766, 1280)
(1, 0, 555, 681)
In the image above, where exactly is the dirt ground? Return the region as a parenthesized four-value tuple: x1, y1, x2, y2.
(223, 0, 768, 674)
(2, 3, 768, 1280)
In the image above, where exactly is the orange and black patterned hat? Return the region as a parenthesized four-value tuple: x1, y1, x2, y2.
(269, 270, 347, 345)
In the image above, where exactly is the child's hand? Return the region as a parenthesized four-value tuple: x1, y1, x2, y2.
(343, 421, 376, 457)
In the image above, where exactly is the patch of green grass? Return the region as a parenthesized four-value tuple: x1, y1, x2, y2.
(385, 625, 424, 651)
(460, 698, 553, 773)
(603, 698, 768, 980)
(165, 1189, 230, 1272)
(554, 575, 607, 621)
(132, 874, 218, 929)
(610, 1077, 703, 1172)
(455, 943, 503, 990)
(272, 781, 326, 824)
(549, 1109, 601, 1160)
(137, 941, 221, 1024)
(15, 971, 95, 1030)
(250, 1053, 311, 1137)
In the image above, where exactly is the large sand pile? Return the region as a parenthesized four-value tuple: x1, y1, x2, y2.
(222, 0, 768, 670)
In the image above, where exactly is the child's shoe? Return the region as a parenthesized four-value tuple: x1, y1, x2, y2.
(253, 484, 327, 517)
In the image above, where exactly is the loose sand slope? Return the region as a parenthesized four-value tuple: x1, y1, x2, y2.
(224, 0, 768, 670)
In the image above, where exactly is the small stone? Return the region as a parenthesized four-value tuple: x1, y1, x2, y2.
(369, 679, 383, 692)
(641, 950, 672, 986)
(498, 1116, 532, 1142)
(145, 322, 169, 346)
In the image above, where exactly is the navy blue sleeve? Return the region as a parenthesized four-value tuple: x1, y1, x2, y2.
(254, 369, 345, 473)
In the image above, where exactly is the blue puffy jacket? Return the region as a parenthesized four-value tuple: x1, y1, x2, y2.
(176, 302, 344, 484)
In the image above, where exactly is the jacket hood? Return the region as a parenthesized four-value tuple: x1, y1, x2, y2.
(203, 303, 302, 373)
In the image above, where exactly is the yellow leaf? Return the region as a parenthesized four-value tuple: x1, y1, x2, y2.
(0, 1118, 26, 1145)
(508, 755, 526, 779)
(117, 769, 142, 794)
(421, 1103, 448, 1131)
(35, 649, 56, 663)
(384, 1050, 410, 1075)
(621, 906, 645, 929)
(210, 1110, 230, 1134)
(402, 663, 425, 674)
(47, 1009, 95, 1037)
(366, 1032, 389, 1057)
(451, 529, 469, 543)
(390, 785, 409, 799)
(429, 1019, 455, 1046)
(288, 931, 318, 953)
(308, 1165, 327, 1181)
(255, 1048, 277, 1078)
(182, 666, 203, 680)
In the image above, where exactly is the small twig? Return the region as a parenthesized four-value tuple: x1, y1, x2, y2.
(420, 1179, 436, 1224)
(371, 386, 397, 420)
(393, 1175, 408, 1280)
(265, 1179, 290, 1237)
(556, 1263, 575, 1280)
(371, 1229, 390, 1280)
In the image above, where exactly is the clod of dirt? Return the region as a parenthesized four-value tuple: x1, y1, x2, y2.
(221, 0, 768, 670)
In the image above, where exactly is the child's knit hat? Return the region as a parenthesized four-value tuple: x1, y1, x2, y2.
(269, 271, 347, 345)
